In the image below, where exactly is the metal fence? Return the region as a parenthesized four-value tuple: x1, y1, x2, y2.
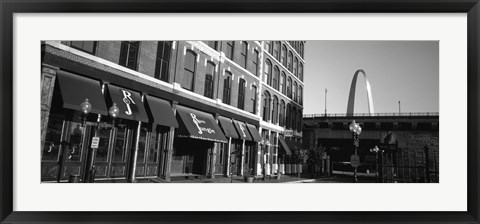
(379, 147, 439, 183)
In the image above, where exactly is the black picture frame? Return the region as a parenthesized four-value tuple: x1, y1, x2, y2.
(1, 1, 479, 223)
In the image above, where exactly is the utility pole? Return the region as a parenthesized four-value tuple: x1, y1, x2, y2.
(398, 101, 401, 114)
(324, 88, 327, 116)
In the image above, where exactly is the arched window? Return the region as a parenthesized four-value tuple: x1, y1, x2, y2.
(222, 71, 232, 104)
(299, 86, 303, 105)
(300, 42, 304, 58)
(287, 51, 293, 72)
(264, 60, 272, 85)
(262, 91, 271, 121)
(274, 41, 281, 60)
(281, 44, 287, 66)
(293, 82, 298, 102)
(299, 63, 304, 81)
(279, 100, 286, 127)
(265, 41, 271, 54)
(297, 109, 302, 132)
(272, 96, 279, 124)
(238, 78, 246, 110)
(280, 72, 286, 94)
(293, 57, 298, 77)
(286, 103, 291, 129)
(272, 66, 279, 90)
(182, 49, 196, 91)
(287, 77, 292, 98)
(204, 61, 215, 99)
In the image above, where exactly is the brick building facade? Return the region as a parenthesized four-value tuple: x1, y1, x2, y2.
(40, 40, 305, 182)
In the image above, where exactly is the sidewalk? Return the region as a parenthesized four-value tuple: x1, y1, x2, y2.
(142, 173, 375, 183)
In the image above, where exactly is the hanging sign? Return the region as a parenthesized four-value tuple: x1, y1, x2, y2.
(91, 137, 100, 149)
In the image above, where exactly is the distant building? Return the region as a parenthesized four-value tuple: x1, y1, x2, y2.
(303, 113, 439, 182)
(40, 40, 305, 182)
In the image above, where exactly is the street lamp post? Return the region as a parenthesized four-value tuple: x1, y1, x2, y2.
(370, 145, 381, 183)
(349, 120, 362, 183)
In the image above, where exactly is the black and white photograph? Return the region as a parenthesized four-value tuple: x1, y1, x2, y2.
(40, 40, 439, 184)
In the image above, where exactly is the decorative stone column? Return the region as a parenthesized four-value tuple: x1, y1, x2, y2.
(41, 65, 58, 154)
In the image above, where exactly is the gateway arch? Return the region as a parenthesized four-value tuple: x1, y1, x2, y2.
(346, 69, 375, 115)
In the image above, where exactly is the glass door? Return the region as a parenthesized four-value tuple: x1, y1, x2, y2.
(109, 125, 132, 179)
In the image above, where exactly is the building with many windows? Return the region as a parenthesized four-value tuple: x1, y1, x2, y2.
(40, 40, 305, 182)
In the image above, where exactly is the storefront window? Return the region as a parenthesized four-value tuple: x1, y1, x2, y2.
(42, 114, 64, 162)
(113, 126, 128, 162)
(136, 128, 147, 162)
(148, 132, 158, 163)
(65, 122, 84, 162)
(95, 127, 111, 162)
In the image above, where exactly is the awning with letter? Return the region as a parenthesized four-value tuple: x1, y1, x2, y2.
(176, 106, 228, 143)
(56, 70, 108, 115)
(145, 95, 178, 128)
(218, 116, 239, 139)
(233, 120, 253, 141)
(278, 137, 292, 155)
(245, 123, 262, 142)
(106, 84, 149, 122)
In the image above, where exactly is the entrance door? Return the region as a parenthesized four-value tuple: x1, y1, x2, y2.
(57, 120, 88, 181)
(215, 143, 226, 175)
(91, 124, 113, 179)
(109, 125, 132, 179)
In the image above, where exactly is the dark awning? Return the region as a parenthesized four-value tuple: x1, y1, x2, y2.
(56, 70, 108, 115)
(246, 124, 262, 142)
(233, 120, 253, 141)
(285, 138, 303, 151)
(218, 116, 239, 139)
(145, 95, 178, 128)
(278, 138, 292, 155)
(106, 84, 149, 122)
(176, 106, 227, 143)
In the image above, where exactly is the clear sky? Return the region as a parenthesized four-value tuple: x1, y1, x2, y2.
(303, 41, 439, 115)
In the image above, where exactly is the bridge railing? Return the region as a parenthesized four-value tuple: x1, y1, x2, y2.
(303, 112, 439, 118)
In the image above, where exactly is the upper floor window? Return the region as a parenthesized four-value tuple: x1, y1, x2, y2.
(206, 41, 219, 50)
(272, 96, 279, 124)
(286, 103, 291, 129)
(273, 41, 280, 60)
(262, 91, 271, 122)
(280, 72, 286, 94)
(299, 86, 303, 105)
(70, 41, 97, 54)
(287, 77, 292, 98)
(293, 82, 298, 102)
(300, 42, 304, 58)
(252, 49, 260, 76)
(299, 63, 304, 81)
(238, 78, 246, 110)
(119, 41, 140, 70)
(204, 61, 215, 99)
(226, 41, 235, 60)
(287, 51, 293, 72)
(223, 71, 232, 105)
(155, 41, 172, 82)
(293, 57, 298, 77)
(251, 85, 258, 114)
(240, 41, 248, 69)
(264, 60, 272, 85)
(297, 109, 303, 132)
(272, 66, 279, 90)
(265, 41, 271, 54)
(279, 100, 285, 127)
(181, 50, 196, 91)
(292, 109, 297, 130)
(281, 44, 287, 67)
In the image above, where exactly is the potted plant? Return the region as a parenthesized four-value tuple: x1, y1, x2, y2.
(244, 168, 254, 183)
